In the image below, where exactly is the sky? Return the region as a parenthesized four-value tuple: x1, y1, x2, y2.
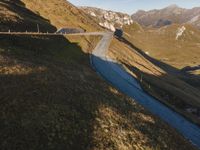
(68, 0, 200, 14)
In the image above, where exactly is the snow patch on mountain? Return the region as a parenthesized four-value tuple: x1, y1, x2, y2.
(99, 21, 115, 31)
(90, 12, 96, 17)
(101, 11, 133, 26)
(81, 7, 133, 31)
(176, 26, 186, 40)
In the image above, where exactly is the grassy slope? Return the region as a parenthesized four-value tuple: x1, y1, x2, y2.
(124, 24, 200, 91)
(0, 0, 56, 32)
(0, 1, 198, 149)
(21, 0, 102, 32)
(110, 23, 200, 124)
(123, 24, 200, 69)
(1, 36, 197, 150)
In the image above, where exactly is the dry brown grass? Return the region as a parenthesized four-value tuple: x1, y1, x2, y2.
(123, 24, 200, 69)
(21, 0, 102, 32)
(0, 1, 198, 149)
(0, 33, 196, 150)
(0, 0, 57, 32)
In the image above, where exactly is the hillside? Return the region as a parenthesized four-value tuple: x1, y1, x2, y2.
(0, 0, 198, 149)
(0, 0, 102, 32)
(131, 5, 200, 28)
(0, 0, 56, 32)
(81, 7, 133, 31)
(123, 24, 200, 70)
(120, 23, 200, 124)
(21, 0, 104, 32)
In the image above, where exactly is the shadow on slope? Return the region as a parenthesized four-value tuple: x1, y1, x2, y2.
(118, 37, 180, 74)
(118, 36, 200, 93)
(181, 65, 200, 72)
(0, 31, 97, 149)
(0, 0, 56, 32)
(0, 1, 94, 147)
(6, 0, 25, 6)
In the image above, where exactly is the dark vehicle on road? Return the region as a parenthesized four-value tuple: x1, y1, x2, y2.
(114, 28, 123, 38)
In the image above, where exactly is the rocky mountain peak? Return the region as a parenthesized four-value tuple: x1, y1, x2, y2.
(166, 4, 179, 9)
(80, 7, 134, 31)
(131, 5, 200, 29)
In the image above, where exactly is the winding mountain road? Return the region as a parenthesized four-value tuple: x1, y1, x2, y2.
(91, 32, 200, 148)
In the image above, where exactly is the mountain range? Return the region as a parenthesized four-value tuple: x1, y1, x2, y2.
(131, 4, 200, 28)
(82, 5, 200, 30)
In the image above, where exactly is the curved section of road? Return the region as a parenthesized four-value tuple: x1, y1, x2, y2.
(91, 32, 200, 148)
